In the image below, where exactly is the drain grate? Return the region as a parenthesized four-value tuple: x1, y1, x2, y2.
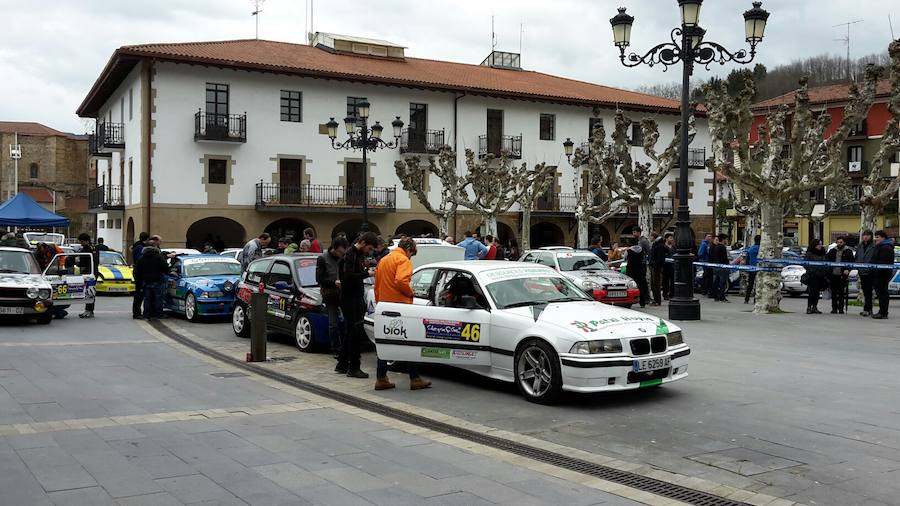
(155, 322, 749, 506)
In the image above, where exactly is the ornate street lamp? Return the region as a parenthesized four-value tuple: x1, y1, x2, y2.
(325, 102, 404, 232)
(610, 1, 770, 321)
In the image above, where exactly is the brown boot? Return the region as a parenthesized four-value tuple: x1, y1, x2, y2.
(410, 377, 432, 390)
(374, 377, 395, 391)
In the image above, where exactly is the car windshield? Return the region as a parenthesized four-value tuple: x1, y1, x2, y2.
(183, 260, 241, 277)
(557, 255, 608, 271)
(100, 251, 127, 266)
(486, 276, 592, 309)
(294, 258, 318, 287)
(0, 250, 41, 274)
(24, 233, 64, 245)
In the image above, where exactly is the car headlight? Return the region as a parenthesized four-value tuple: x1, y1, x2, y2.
(200, 291, 225, 299)
(223, 281, 234, 292)
(666, 330, 684, 346)
(784, 275, 798, 281)
(626, 279, 638, 289)
(569, 339, 623, 354)
(26, 287, 39, 299)
(581, 280, 601, 290)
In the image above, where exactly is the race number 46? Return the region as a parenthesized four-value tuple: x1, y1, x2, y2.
(460, 323, 480, 342)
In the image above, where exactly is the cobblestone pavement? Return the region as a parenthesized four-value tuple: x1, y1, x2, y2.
(0, 299, 652, 506)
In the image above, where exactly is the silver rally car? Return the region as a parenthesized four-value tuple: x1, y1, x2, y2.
(0, 247, 54, 323)
(370, 261, 690, 404)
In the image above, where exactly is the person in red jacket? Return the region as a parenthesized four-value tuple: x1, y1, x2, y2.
(483, 234, 497, 260)
(304, 228, 321, 253)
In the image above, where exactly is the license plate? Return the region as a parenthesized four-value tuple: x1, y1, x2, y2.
(633, 355, 670, 372)
(607, 290, 626, 298)
(108, 287, 129, 292)
(0, 307, 25, 315)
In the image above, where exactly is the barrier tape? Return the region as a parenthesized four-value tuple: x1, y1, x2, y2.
(760, 258, 900, 270)
(663, 258, 780, 272)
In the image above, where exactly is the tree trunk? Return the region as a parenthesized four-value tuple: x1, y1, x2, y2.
(744, 212, 758, 248)
(753, 199, 784, 314)
(482, 214, 498, 238)
(811, 220, 822, 241)
(638, 200, 653, 237)
(859, 205, 878, 238)
(437, 214, 449, 238)
(577, 217, 589, 249)
(521, 207, 532, 251)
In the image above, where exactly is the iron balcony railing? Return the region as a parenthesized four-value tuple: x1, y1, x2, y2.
(95, 122, 124, 150)
(477, 134, 522, 159)
(400, 129, 445, 154)
(88, 185, 124, 211)
(194, 111, 247, 142)
(88, 134, 111, 157)
(255, 183, 396, 212)
(675, 147, 706, 169)
(628, 197, 675, 215)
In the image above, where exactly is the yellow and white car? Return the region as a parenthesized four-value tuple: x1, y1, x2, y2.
(96, 251, 135, 294)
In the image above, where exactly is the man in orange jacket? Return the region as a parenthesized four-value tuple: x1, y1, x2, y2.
(373, 238, 432, 391)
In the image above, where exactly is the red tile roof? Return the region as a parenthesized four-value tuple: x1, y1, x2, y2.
(751, 79, 892, 111)
(18, 187, 54, 203)
(0, 121, 67, 137)
(78, 39, 689, 117)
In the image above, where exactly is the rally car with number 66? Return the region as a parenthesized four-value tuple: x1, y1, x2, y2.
(369, 261, 690, 404)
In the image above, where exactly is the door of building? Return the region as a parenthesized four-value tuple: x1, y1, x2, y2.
(345, 162, 366, 206)
(487, 109, 503, 156)
(278, 158, 303, 204)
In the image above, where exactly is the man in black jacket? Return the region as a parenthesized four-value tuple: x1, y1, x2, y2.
(871, 230, 895, 319)
(855, 230, 876, 316)
(316, 236, 349, 359)
(825, 236, 854, 314)
(649, 234, 667, 306)
(76, 233, 100, 318)
(131, 232, 150, 319)
(709, 234, 731, 302)
(625, 242, 648, 308)
(337, 232, 378, 377)
(134, 243, 169, 320)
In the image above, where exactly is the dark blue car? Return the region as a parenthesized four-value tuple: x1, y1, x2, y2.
(165, 255, 242, 322)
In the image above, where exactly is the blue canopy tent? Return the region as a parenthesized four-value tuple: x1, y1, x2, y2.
(0, 192, 70, 228)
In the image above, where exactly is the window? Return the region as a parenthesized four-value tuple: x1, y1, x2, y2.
(848, 146, 863, 172)
(539, 113, 555, 141)
(280, 90, 302, 122)
(120, 97, 124, 124)
(246, 259, 273, 284)
(588, 117, 603, 141)
(630, 123, 643, 147)
(521, 253, 534, 263)
(347, 96, 367, 124)
(409, 103, 427, 132)
(128, 88, 133, 120)
(29, 163, 38, 179)
(410, 268, 437, 299)
(206, 83, 229, 116)
(266, 261, 293, 288)
(435, 270, 486, 309)
(98, 220, 105, 229)
(208, 159, 227, 184)
(114, 219, 122, 229)
(128, 159, 133, 185)
(535, 254, 556, 268)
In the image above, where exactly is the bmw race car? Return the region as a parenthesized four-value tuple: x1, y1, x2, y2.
(370, 261, 690, 404)
(96, 251, 135, 294)
(165, 255, 241, 321)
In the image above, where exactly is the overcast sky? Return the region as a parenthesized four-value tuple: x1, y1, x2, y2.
(0, 0, 896, 133)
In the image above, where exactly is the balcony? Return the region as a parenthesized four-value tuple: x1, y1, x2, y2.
(400, 129, 445, 154)
(194, 111, 247, 143)
(628, 197, 675, 215)
(255, 183, 396, 213)
(477, 134, 522, 159)
(88, 185, 124, 212)
(848, 160, 868, 176)
(848, 120, 867, 139)
(95, 122, 124, 151)
(88, 134, 111, 157)
(675, 148, 706, 169)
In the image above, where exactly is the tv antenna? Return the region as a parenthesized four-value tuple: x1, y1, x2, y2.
(251, 0, 266, 40)
(833, 19, 863, 80)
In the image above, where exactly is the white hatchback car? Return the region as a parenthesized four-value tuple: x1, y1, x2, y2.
(370, 261, 690, 403)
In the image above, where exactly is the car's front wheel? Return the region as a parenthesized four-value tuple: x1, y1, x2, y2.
(36, 312, 53, 325)
(232, 303, 250, 337)
(514, 339, 563, 404)
(185, 294, 199, 322)
(294, 314, 314, 352)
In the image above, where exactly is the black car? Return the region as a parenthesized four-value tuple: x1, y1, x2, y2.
(232, 253, 331, 351)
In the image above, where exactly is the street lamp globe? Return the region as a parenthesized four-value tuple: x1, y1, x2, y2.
(610, 7, 634, 48)
(325, 117, 339, 139)
(343, 116, 356, 134)
(357, 100, 370, 119)
(743, 1, 770, 44)
(371, 121, 384, 140)
(562, 138, 574, 159)
(677, 0, 703, 27)
(391, 116, 404, 138)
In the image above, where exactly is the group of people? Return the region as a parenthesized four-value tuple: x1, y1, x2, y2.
(237, 228, 323, 269)
(454, 230, 521, 261)
(697, 232, 748, 303)
(130, 232, 170, 320)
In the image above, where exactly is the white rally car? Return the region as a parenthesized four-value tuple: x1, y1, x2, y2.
(0, 247, 95, 323)
(369, 261, 690, 404)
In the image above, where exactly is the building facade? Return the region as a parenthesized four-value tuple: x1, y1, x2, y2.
(77, 35, 714, 254)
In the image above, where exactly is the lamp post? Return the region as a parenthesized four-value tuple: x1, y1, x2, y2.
(325, 101, 403, 232)
(610, 0, 770, 321)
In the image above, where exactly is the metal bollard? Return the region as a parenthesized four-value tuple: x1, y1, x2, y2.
(249, 291, 267, 362)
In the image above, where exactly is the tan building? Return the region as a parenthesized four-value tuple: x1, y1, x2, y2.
(0, 121, 92, 236)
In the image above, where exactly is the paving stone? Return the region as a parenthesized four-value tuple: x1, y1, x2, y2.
(47, 486, 118, 506)
(115, 491, 185, 506)
(688, 448, 804, 477)
(423, 491, 495, 506)
(295, 483, 374, 506)
(0, 448, 54, 506)
(315, 465, 392, 492)
(5, 432, 59, 450)
(66, 448, 163, 499)
(379, 470, 461, 498)
(156, 474, 238, 504)
(505, 477, 606, 506)
(92, 425, 147, 442)
(252, 462, 329, 491)
(218, 474, 307, 506)
(359, 486, 429, 506)
(437, 474, 528, 503)
(220, 443, 289, 467)
(367, 428, 431, 447)
(16, 446, 98, 492)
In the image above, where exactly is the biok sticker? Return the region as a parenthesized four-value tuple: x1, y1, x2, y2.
(423, 319, 480, 342)
(382, 318, 407, 338)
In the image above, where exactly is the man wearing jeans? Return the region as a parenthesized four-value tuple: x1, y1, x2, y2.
(316, 236, 348, 359)
(373, 238, 432, 391)
(134, 241, 168, 319)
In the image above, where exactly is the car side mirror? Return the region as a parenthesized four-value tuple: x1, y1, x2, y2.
(274, 280, 291, 290)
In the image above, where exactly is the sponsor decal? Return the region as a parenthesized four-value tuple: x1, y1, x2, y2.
(451, 349, 478, 361)
(482, 266, 557, 282)
(420, 347, 451, 359)
(382, 318, 407, 338)
(182, 256, 239, 266)
(655, 318, 669, 335)
(570, 315, 657, 333)
(423, 319, 480, 342)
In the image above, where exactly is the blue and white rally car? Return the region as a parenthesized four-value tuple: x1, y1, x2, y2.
(165, 255, 242, 322)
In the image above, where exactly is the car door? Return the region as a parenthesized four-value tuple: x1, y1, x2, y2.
(43, 253, 96, 307)
(264, 260, 294, 332)
(374, 269, 492, 366)
(165, 259, 184, 309)
(410, 267, 439, 305)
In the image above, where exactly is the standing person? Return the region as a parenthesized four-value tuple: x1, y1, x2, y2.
(804, 239, 828, 314)
(506, 238, 521, 260)
(633, 227, 651, 258)
(371, 237, 390, 265)
(662, 233, 675, 300)
(482, 235, 498, 260)
(273, 237, 290, 255)
(304, 228, 322, 253)
(443, 234, 455, 244)
(134, 242, 168, 320)
(131, 232, 150, 319)
(826, 236, 853, 314)
(373, 238, 432, 391)
(492, 236, 506, 261)
(95, 237, 110, 251)
(709, 234, 731, 302)
(625, 241, 648, 308)
(607, 242, 622, 262)
(317, 236, 348, 359)
(649, 234, 667, 306)
(76, 233, 100, 319)
(870, 230, 894, 319)
(744, 235, 761, 304)
(589, 237, 608, 261)
(458, 231, 487, 260)
(132, 232, 149, 263)
(240, 233, 271, 270)
(855, 230, 876, 317)
(337, 232, 378, 378)
(697, 233, 713, 296)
